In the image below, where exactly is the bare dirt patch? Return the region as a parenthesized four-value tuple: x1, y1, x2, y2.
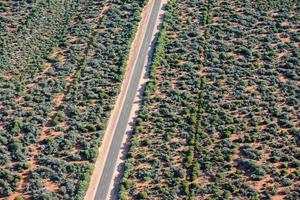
(279, 75, 289, 83)
(44, 179, 59, 192)
(228, 51, 244, 60)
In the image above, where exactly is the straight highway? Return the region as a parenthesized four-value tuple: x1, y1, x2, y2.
(94, 0, 163, 199)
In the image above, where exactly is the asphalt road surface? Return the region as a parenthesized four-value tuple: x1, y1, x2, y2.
(94, 0, 162, 199)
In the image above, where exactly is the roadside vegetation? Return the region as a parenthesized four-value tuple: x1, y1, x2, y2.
(0, 0, 148, 199)
(120, 0, 300, 199)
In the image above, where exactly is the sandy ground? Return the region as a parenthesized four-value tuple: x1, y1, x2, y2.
(84, 0, 167, 199)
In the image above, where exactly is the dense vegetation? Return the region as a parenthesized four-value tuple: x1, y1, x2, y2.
(120, 0, 300, 199)
(0, 0, 147, 199)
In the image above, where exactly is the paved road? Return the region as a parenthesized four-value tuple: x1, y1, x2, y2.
(94, 0, 162, 199)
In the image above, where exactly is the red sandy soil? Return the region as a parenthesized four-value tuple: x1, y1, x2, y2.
(228, 51, 244, 59)
(44, 179, 59, 192)
(280, 36, 291, 43)
(244, 85, 257, 92)
(279, 75, 289, 83)
(277, 51, 288, 59)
